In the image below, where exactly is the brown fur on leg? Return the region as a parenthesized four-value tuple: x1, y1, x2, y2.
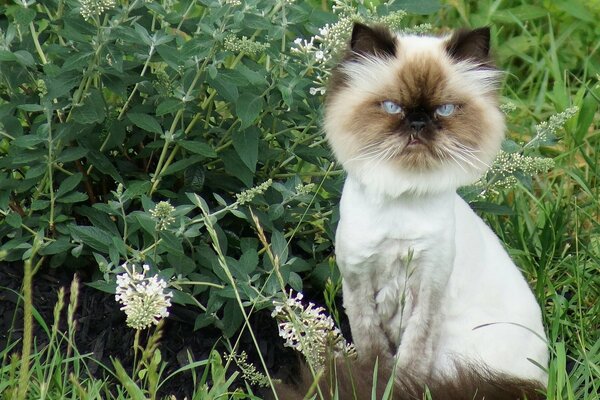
(272, 356, 546, 400)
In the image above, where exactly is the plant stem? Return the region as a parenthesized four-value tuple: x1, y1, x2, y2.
(199, 204, 279, 400)
(16, 237, 41, 400)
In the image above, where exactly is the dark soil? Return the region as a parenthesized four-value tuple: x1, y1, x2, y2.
(0, 262, 302, 398)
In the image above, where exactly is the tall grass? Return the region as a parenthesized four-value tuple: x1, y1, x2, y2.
(2, 0, 599, 398)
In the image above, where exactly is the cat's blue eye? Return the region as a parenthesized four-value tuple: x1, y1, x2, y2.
(435, 104, 456, 117)
(382, 100, 403, 115)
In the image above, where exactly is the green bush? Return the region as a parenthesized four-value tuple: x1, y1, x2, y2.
(0, 0, 440, 336)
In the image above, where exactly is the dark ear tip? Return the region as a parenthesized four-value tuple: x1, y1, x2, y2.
(351, 22, 372, 39)
(473, 26, 491, 41)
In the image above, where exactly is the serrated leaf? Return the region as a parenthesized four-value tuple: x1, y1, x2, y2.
(208, 77, 238, 103)
(127, 112, 163, 134)
(183, 164, 205, 191)
(56, 147, 88, 163)
(86, 150, 123, 183)
(39, 237, 73, 256)
(156, 99, 182, 116)
(14, 50, 34, 67)
(46, 72, 82, 100)
(236, 93, 264, 128)
(56, 173, 83, 198)
(133, 212, 156, 236)
(69, 225, 113, 252)
(56, 192, 88, 203)
(239, 249, 258, 275)
(232, 128, 259, 172)
(12, 135, 45, 148)
(72, 89, 105, 124)
(271, 230, 288, 265)
(0, 50, 17, 62)
(178, 140, 216, 157)
(17, 104, 45, 112)
(159, 231, 184, 255)
(221, 149, 253, 187)
(133, 23, 153, 46)
(15, 8, 36, 26)
(161, 155, 204, 176)
(5, 213, 22, 228)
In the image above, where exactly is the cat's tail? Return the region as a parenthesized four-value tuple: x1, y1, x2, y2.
(271, 356, 546, 400)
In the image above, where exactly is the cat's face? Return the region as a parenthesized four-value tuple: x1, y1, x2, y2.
(325, 24, 505, 196)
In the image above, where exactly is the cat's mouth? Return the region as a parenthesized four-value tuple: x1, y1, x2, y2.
(407, 134, 424, 147)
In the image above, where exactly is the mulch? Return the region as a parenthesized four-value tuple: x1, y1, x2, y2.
(0, 262, 300, 398)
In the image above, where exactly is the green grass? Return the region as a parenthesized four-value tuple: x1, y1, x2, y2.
(2, 0, 600, 399)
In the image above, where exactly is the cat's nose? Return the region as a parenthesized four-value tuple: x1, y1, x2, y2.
(410, 120, 426, 132)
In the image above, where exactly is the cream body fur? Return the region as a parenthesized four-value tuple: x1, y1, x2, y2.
(326, 24, 548, 386)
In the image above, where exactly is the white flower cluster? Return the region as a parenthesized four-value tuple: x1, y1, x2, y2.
(224, 351, 269, 387)
(224, 35, 270, 57)
(235, 179, 273, 205)
(486, 150, 555, 191)
(500, 102, 517, 115)
(272, 291, 356, 369)
(530, 106, 579, 148)
(79, 0, 116, 21)
(115, 264, 173, 330)
(150, 201, 176, 231)
(295, 182, 315, 195)
(475, 106, 578, 196)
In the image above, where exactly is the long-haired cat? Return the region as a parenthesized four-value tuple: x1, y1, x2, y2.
(276, 23, 548, 399)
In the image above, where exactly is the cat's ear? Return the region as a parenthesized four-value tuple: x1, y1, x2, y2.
(445, 27, 492, 65)
(349, 23, 397, 58)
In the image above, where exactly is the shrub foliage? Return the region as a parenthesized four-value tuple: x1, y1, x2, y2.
(0, 0, 438, 335)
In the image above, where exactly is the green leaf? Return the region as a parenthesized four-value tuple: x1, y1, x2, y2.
(56, 173, 83, 199)
(72, 89, 106, 124)
(156, 99, 182, 116)
(179, 140, 216, 158)
(56, 147, 88, 163)
(17, 104, 45, 112)
(208, 77, 238, 103)
(5, 213, 22, 228)
(69, 225, 114, 252)
(14, 50, 34, 67)
(161, 155, 204, 176)
(221, 149, 253, 187)
(235, 93, 264, 128)
(133, 23, 153, 46)
(382, 0, 441, 14)
(86, 151, 123, 183)
(56, 192, 88, 203)
(575, 93, 596, 144)
(39, 237, 73, 256)
(271, 230, 288, 265)
(15, 7, 36, 26)
(12, 135, 45, 148)
(232, 127, 259, 172)
(0, 50, 17, 62)
(133, 212, 156, 236)
(127, 112, 163, 134)
(159, 231, 184, 255)
(183, 164, 205, 192)
(45, 72, 81, 100)
(112, 359, 146, 400)
(238, 249, 258, 275)
(222, 300, 243, 338)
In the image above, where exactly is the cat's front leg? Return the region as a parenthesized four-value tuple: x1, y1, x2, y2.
(394, 247, 454, 378)
(342, 277, 394, 362)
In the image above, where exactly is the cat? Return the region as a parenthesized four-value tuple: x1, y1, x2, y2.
(275, 23, 548, 399)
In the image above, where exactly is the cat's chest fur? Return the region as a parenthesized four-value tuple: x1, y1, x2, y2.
(335, 177, 548, 383)
(336, 178, 455, 351)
